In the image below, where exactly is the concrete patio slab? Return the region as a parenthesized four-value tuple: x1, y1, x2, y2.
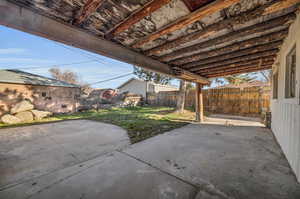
(1, 152, 198, 199)
(0, 120, 130, 189)
(1, 116, 300, 199)
(123, 118, 300, 199)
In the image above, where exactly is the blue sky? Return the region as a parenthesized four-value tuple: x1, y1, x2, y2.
(0, 25, 154, 88)
(0, 25, 266, 89)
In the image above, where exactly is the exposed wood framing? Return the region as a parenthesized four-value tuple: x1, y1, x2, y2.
(160, 13, 295, 62)
(181, 40, 282, 69)
(264, 0, 300, 15)
(205, 65, 273, 78)
(0, 0, 171, 75)
(197, 58, 274, 74)
(74, 0, 105, 25)
(199, 60, 274, 75)
(131, 0, 239, 48)
(182, 0, 215, 12)
(172, 67, 210, 84)
(189, 50, 278, 72)
(170, 29, 288, 66)
(107, 0, 172, 37)
(145, 0, 297, 56)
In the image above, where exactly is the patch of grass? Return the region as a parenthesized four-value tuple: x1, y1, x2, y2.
(0, 107, 196, 143)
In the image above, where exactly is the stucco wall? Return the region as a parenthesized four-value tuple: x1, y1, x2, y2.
(0, 83, 80, 116)
(271, 13, 300, 182)
(118, 79, 147, 97)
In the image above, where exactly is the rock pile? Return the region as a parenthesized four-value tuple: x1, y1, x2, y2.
(1, 100, 52, 124)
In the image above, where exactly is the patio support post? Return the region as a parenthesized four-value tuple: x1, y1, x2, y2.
(195, 83, 204, 122)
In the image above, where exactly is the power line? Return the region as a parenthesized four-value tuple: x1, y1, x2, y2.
(89, 72, 133, 85)
(53, 42, 111, 66)
(0, 60, 97, 70)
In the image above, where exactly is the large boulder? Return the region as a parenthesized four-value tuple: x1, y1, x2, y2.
(1, 114, 21, 124)
(31, 110, 52, 120)
(11, 100, 34, 114)
(15, 111, 34, 122)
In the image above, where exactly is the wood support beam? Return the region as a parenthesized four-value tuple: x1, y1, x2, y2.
(195, 83, 204, 122)
(199, 61, 274, 75)
(181, 40, 282, 69)
(107, 0, 172, 37)
(159, 13, 295, 62)
(264, 0, 300, 15)
(197, 58, 275, 74)
(205, 65, 273, 78)
(132, 0, 239, 48)
(172, 67, 210, 85)
(170, 29, 288, 66)
(0, 0, 173, 75)
(189, 50, 278, 72)
(145, 0, 298, 57)
(74, 0, 105, 25)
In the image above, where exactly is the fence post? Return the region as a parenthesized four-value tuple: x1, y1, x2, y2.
(195, 83, 204, 122)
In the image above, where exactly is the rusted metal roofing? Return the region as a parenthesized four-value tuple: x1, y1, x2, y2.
(3, 0, 300, 79)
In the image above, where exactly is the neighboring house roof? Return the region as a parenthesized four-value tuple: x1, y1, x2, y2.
(216, 80, 270, 89)
(0, 69, 80, 88)
(117, 78, 178, 90)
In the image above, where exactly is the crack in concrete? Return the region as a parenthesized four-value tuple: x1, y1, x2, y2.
(118, 150, 235, 199)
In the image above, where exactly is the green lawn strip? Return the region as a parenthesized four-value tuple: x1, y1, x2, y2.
(0, 107, 194, 143)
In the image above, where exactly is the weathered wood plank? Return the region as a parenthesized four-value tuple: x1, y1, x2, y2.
(200, 60, 274, 75)
(182, 40, 282, 69)
(0, 0, 171, 75)
(159, 13, 295, 62)
(74, 0, 105, 25)
(170, 29, 288, 65)
(107, 0, 172, 37)
(189, 50, 278, 72)
(205, 65, 273, 78)
(145, 0, 297, 56)
(131, 0, 239, 48)
(197, 58, 274, 74)
(264, 0, 300, 15)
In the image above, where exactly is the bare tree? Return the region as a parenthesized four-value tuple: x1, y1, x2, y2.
(49, 68, 78, 84)
(49, 68, 91, 93)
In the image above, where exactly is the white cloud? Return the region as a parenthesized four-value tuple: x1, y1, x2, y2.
(0, 48, 26, 54)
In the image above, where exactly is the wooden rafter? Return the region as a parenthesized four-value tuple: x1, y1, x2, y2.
(131, 0, 239, 48)
(159, 13, 295, 62)
(189, 50, 278, 72)
(170, 29, 288, 66)
(199, 59, 275, 75)
(74, 0, 105, 25)
(107, 0, 172, 37)
(204, 65, 273, 78)
(145, 0, 298, 56)
(181, 40, 282, 69)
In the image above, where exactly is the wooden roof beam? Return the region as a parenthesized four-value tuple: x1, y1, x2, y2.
(189, 50, 278, 72)
(159, 12, 295, 62)
(172, 67, 210, 84)
(181, 40, 282, 69)
(74, 0, 105, 25)
(145, 0, 299, 56)
(205, 65, 273, 78)
(131, 0, 239, 48)
(170, 29, 288, 66)
(106, 0, 173, 37)
(197, 57, 275, 74)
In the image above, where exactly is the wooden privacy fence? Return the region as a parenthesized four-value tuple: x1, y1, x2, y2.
(147, 86, 270, 117)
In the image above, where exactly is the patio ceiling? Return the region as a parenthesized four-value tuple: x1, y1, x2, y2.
(1, 0, 300, 82)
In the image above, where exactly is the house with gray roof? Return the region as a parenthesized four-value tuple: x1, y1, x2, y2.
(0, 70, 81, 116)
